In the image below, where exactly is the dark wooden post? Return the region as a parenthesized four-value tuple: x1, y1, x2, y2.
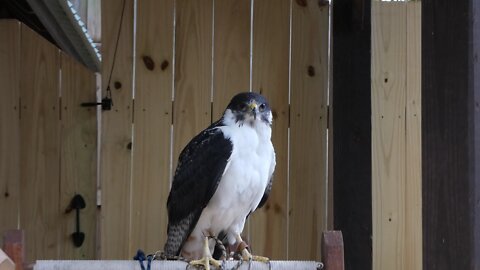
(332, 0, 372, 270)
(423, 0, 480, 269)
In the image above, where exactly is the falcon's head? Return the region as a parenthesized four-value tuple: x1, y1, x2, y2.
(225, 92, 272, 126)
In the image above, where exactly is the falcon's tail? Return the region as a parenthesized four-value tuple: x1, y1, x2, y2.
(163, 211, 199, 256)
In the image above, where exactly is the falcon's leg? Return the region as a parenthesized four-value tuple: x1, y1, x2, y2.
(189, 237, 222, 270)
(235, 234, 269, 263)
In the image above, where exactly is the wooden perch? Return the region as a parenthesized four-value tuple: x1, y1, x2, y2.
(322, 231, 345, 270)
(3, 229, 24, 270)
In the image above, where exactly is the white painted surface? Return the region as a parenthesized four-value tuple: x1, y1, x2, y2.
(34, 260, 322, 270)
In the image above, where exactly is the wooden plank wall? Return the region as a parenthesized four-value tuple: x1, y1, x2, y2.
(173, 0, 212, 181)
(405, 2, 422, 269)
(59, 53, 97, 259)
(100, 0, 134, 259)
(289, 0, 329, 261)
(19, 25, 61, 262)
(0, 20, 21, 247)
(212, 1, 251, 119)
(131, 0, 173, 255)
(371, 1, 422, 270)
(0, 20, 97, 262)
(101, 0, 331, 260)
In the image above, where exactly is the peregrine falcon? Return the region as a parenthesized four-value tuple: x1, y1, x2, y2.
(164, 92, 276, 269)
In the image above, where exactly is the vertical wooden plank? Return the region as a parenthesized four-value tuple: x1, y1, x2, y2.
(371, 2, 406, 270)
(422, 0, 478, 269)
(0, 20, 20, 247)
(19, 25, 60, 262)
(289, 0, 329, 260)
(332, 0, 372, 268)
(100, 0, 134, 259)
(173, 0, 212, 170)
(131, 0, 173, 254)
(405, 2, 422, 270)
(250, 0, 289, 259)
(212, 0, 251, 119)
(474, 1, 480, 269)
(59, 53, 97, 259)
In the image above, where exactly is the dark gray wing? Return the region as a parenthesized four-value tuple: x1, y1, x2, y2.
(164, 120, 233, 256)
(256, 175, 273, 209)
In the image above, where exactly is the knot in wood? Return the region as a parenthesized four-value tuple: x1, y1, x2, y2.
(142, 55, 155, 71)
(308, 65, 316, 77)
(296, 0, 307, 7)
(114, 81, 122, 89)
(161, 60, 169, 71)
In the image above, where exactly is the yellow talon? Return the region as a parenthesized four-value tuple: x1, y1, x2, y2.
(189, 237, 222, 270)
(241, 248, 270, 262)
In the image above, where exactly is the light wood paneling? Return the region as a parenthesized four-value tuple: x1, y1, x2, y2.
(250, 0, 290, 259)
(131, 0, 174, 255)
(59, 53, 97, 259)
(100, 0, 134, 259)
(289, 0, 329, 260)
(212, 0, 251, 119)
(19, 25, 60, 262)
(405, 2, 422, 270)
(173, 0, 213, 170)
(0, 20, 20, 246)
(372, 2, 407, 270)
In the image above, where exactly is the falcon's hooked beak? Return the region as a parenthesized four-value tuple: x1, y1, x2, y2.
(249, 102, 258, 119)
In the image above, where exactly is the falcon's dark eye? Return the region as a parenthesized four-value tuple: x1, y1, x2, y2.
(259, 103, 266, 112)
(239, 103, 248, 112)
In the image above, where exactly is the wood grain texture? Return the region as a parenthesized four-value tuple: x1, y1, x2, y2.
(422, 0, 478, 269)
(474, 1, 480, 269)
(173, 0, 212, 170)
(131, 0, 174, 255)
(405, 2, 422, 270)
(372, 3, 422, 269)
(372, 3, 406, 270)
(289, 0, 329, 260)
(100, 0, 134, 259)
(332, 0, 372, 268)
(212, 0, 251, 119)
(19, 25, 60, 262)
(59, 53, 97, 259)
(249, 0, 289, 259)
(0, 20, 20, 246)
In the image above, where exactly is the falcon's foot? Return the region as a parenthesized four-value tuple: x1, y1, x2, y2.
(240, 248, 269, 263)
(235, 238, 270, 263)
(190, 257, 221, 270)
(189, 237, 222, 270)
